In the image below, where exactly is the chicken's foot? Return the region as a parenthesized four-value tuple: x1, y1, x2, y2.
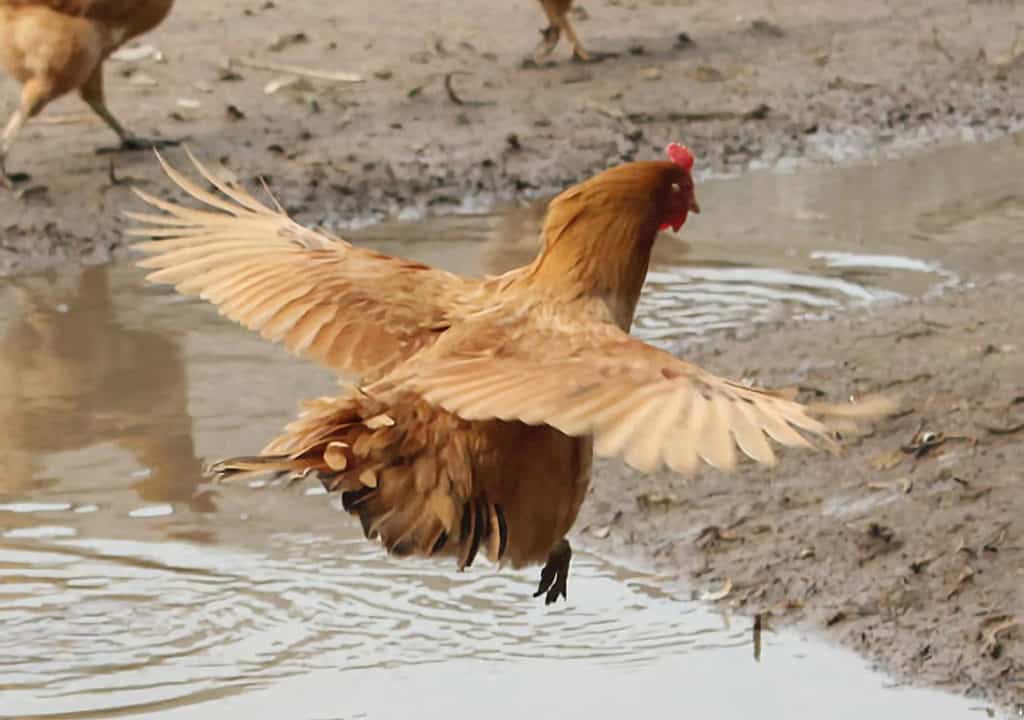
(534, 537, 572, 605)
(571, 47, 617, 63)
(531, 0, 594, 63)
(0, 160, 27, 189)
(1, 83, 47, 190)
(96, 136, 182, 154)
(0, 157, 12, 190)
(532, 24, 562, 63)
(81, 66, 181, 155)
(531, 17, 608, 64)
(0, 125, 12, 189)
(558, 19, 593, 63)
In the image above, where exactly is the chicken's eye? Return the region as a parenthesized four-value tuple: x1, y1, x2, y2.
(670, 183, 681, 193)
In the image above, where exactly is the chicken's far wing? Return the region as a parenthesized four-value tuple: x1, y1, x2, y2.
(391, 319, 896, 475)
(127, 150, 473, 381)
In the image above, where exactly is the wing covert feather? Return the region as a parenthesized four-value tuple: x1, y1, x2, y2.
(394, 320, 895, 476)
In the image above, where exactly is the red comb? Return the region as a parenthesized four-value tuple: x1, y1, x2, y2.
(666, 143, 694, 172)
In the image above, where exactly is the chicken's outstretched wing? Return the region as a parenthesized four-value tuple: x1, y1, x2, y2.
(391, 318, 894, 474)
(127, 150, 473, 380)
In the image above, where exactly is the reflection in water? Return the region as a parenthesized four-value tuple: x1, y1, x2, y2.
(0, 266, 211, 511)
(3, 132, 1023, 718)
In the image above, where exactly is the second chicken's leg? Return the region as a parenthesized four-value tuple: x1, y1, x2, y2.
(1, 78, 52, 187)
(533, 24, 561, 61)
(0, 114, 24, 188)
(534, 537, 572, 605)
(532, 0, 593, 63)
(80, 66, 178, 153)
(553, 7, 591, 62)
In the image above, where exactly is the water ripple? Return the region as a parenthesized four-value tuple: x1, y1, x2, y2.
(0, 533, 726, 717)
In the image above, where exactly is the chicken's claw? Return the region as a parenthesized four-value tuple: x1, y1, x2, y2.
(96, 136, 182, 155)
(525, 25, 561, 66)
(571, 47, 592, 62)
(571, 48, 617, 63)
(0, 161, 29, 190)
(534, 538, 572, 605)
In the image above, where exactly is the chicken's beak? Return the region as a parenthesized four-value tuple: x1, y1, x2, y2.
(689, 195, 701, 214)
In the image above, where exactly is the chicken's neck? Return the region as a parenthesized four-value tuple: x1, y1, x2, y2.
(523, 218, 658, 332)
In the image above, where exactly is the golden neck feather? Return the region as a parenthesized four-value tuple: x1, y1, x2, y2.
(524, 181, 662, 330)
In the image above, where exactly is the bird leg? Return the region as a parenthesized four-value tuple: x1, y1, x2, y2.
(1, 78, 51, 188)
(556, 13, 592, 62)
(531, 0, 566, 63)
(531, 0, 598, 64)
(2, 116, 30, 188)
(534, 537, 572, 605)
(81, 67, 179, 154)
(532, 24, 562, 63)
(0, 147, 13, 190)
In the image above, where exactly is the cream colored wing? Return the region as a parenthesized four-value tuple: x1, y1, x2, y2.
(127, 150, 474, 380)
(393, 321, 894, 475)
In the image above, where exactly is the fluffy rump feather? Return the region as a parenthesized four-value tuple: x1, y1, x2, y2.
(211, 389, 508, 569)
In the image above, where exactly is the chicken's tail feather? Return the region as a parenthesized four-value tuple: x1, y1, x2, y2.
(209, 455, 316, 482)
(211, 392, 505, 569)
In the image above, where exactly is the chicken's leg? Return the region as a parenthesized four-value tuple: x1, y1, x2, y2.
(553, 8, 592, 62)
(1, 78, 52, 188)
(0, 114, 25, 188)
(532, 0, 596, 63)
(534, 537, 572, 605)
(532, 0, 563, 62)
(80, 66, 179, 154)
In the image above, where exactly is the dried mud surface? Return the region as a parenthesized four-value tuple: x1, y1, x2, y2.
(1, 0, 1023, 272)
(0, 0, 1021, 711)
(581, 274, 1024, 712)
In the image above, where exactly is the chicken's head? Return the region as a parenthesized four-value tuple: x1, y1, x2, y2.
(659, 142, 700, 232)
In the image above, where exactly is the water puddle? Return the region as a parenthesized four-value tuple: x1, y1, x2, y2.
(351, 130, 1024, 348)
(3, 133, 1023, 718)
(0, 530, 983, 720)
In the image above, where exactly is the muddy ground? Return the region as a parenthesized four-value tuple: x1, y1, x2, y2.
(2, 0, 1024, 273)
(581, 273, 1024, 712)
(0, 0, 1022, 711)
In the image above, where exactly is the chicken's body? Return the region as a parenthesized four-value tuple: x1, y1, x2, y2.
(249, 387, 590, 599)
(0, 0, 175, 183)
(210, 268, 625, 600)
(129, 146, 891, 603)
